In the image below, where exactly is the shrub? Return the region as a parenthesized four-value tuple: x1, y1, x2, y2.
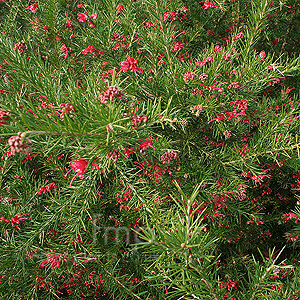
(0, 0, 300, 299)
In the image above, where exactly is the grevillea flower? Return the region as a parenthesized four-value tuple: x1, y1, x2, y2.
(37, 182, 57, 195)
(258, 50, 266, 61)
(77, 12, 88, 22)
(195, 56, 213, 67)
(183, 72, 198, 83)
(82, 45, 96, 55)
(64, 159, 99, 187)
(0, 213, 31, 230)
(25, 4, 41, 13)
(8, 132, 32, 155)
(124, 147, 135, 157)
(172, 42, 185, 52)
(60, 44, 73, 59)
(214, 45, 223, 54)
(100, 86, 124, 104)
(13, 41, 28, 53)
(131, 114, 147, 129)
(191, 81, 226, 94)
(89, 14, 98, 19)
(228, 82, 240, 89)
(106, 149, 121, 163)
(0, 110, 9, 126)
(119, 56, 142, 75)
(161, 150, 178, 164)
(77, 12, 97, 27)
(201, 1, 219, 9)
(144, 20, 156, 27)
(139, 140, 156, 151)
(117, 4, 126, 12)
(233, 32, 244, 41)
(39, 251, 67, 269)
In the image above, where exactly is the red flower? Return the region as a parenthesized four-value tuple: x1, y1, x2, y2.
(131, 114, 147, 129)
(195, 56, 213, 67)
(139, 140, 156, 151)
(77, 12, 88, 22)
(87, 20, 95, 27)
(0, 213, 31, 230)
(0, 110, 9, 126)
(25, 4, 41, 13)
(161, 150, 178, 164)
(117, 5, 126, 12)
(124, 147, 135, 157)
(191, 80, 226, 94)
(60, 44, 73, 59)
(258, 50, 266, 61)
(233, 32, 244, 41)
(172, 42, 185, 52)
(13, 41, 28, 53)
(64, 159, 99, 187)
(82, 45, 96, 55)
(39, 252, 67, 270)
(106, 149, 121, 163)
(214, 45, 223, 53)
(202, 1, 219, 9)
(119, 56, 142, 75)
(89, 14, 98, 19)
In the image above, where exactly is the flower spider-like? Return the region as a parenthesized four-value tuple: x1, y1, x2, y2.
(64, 159, 99, 187)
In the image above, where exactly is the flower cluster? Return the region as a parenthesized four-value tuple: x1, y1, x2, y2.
(8, 132, 32, 155)
(119, 56, 142, 75)
(183, 72, 198, 83)
(201, 1, 219, 9)
(60, 44, 73, 59)
(106, 149, 121, 163)
(58, 102, 75, 119)
(160, 150, 178, 164)
(163, 7, 187, 22)
(77, 12, 98, 27)
(39, 251, 68, 270)
(37, 182, 57, 195)
(0, 110, 9, 126)
(13, 41, 28, 53)
(64, 159, 99, 187)
(82, 45, 104, 57)
(0, 213, 31, 230)
(131, 114, 147, 129)
(100, 86, 124, 104)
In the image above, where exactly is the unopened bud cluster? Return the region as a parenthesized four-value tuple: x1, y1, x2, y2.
(191, 87, 203, 96)
(228, 82, 240, 89)
(0, 110, 10, 126)
(223, 130, 232, 139)
(161, 150, 178, 164)
(236, 190, 246, 201)
(131, 114, 147, 129)
(198, 73, 208, 82)
(183, 72, 198, 83)
(190, 105, 204, 116)
(8, 132, 32, 155)
(100, 86, 124, 104)
(106, 149, 121, 163)
(13, 41, 28, 54)
(58, 102, 75, 119)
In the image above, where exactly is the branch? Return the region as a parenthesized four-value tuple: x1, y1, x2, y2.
(115, 163, 153, 214)
(223, 142, 300, 165)
(189, 264, 220, 300)
(23, 130, 106, 137)
(99, 262, 143, 300)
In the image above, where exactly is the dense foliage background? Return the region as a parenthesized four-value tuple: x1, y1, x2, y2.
(0, 0, 300, 299)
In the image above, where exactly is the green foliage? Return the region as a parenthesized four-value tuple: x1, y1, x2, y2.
(0, 0, 300, 299)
